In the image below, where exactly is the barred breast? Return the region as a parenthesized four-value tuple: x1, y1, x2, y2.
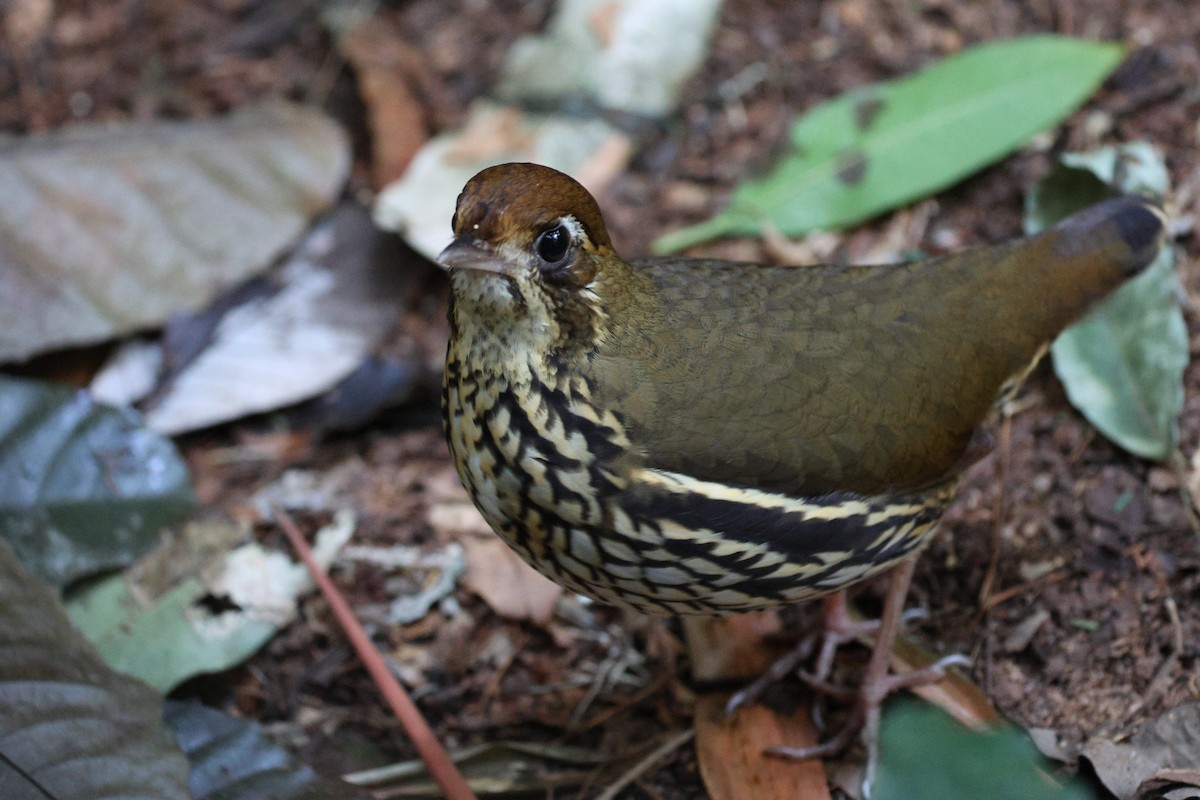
(443, 330, 954, 615)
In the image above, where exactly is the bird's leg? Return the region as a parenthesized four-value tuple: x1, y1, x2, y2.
(766, 558, 965, 792)
(810, 590, 877, 685)
(726, 586, 929, 715)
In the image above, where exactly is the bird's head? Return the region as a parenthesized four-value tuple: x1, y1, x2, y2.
(439, 163, 623, 356)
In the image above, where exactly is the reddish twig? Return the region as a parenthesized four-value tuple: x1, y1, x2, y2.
(274, 508, 477, 800)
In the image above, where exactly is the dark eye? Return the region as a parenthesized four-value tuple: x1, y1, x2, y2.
(535, 223, 571, 265)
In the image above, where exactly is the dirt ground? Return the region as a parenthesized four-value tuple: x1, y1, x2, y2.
(4, 0, 1199, 797)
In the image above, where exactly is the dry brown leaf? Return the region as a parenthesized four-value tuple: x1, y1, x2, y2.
(1138, 767, 1200, 797)
(882, 631, 1003, 730)
(1083, 703, 1200, 800)
(340, 20, 428, 188)
(574, 133, 634, 196)
(443, 105, 538, 164)
(695, 695, 831, 800)
(427, 500, 493, 539)
(4, 0, 52, 56)
(460, 536, 562, 624)
(587, 0, 621, 46)
(684, 616, 830, 800)
(683, 613, 785, 683)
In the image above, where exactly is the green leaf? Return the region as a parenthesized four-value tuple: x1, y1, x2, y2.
(875, 702, 1092, 800)
(0, 376, 195, 586)
(0, 540, 191, 800)
(1050, 255, 1184, 460)
(654, 35, 1124, 253)
(166, 701, 374, 800)
(1024, 143, 1184, 460)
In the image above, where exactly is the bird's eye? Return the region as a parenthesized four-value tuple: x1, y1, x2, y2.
(535, 223, 571, 265)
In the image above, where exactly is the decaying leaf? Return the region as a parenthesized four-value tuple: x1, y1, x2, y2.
(338, 17, 428, 188)
(1081, 703, 1200, 800)
(342, 541, 467, 625)
(695, 696, 831, 800)
(497, 0, 722, 116)
(138, 204, 409, 435)
(682, 615, 830, 800)
(166, 700, 374, 800)
(460, 535, 563, 624)
(66, 511, 355, 691)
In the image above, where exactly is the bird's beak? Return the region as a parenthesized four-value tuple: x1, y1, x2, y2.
(437, 238, 508, 274)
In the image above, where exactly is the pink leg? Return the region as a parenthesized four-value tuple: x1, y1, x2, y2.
(766, 559, 966, 791)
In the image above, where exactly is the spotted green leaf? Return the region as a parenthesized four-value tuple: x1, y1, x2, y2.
(654, 36, 1124, 253)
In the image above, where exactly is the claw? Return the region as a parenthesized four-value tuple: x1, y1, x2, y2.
(724, 559, 963, 798)
(724, 632, 817, 716)
(768, 559, 928, 796)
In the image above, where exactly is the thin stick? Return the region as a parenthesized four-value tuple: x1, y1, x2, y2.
(275, 508, 477, 800)
(1170, 449, 1200, 542)
(594, 728, 695, 800)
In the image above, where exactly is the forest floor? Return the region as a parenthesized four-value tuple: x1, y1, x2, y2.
(4, 1, 1199, 797)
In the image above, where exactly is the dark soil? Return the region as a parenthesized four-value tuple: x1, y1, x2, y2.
(4, 0, 1198, 797)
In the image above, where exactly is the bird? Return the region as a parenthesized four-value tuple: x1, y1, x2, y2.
(436, 161, 1166, 776)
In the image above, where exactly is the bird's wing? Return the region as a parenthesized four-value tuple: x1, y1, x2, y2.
(588, 196, 1163, 495)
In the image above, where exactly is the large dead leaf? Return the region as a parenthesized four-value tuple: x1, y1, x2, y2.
(0, 540, 191, 799)
(1082, 703, 1200, 800)
(0, 102, 350, 363)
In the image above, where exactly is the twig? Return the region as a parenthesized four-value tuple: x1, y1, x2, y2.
(274, 508, 478, 800)
(1166, 596, 1185, 654)
(981, 568, 1069, 611)
(1170, 449, 1200, 543)
(568, 646, 635, 730)
(593, 728, 696, 800)
(575, 672, 670, 733)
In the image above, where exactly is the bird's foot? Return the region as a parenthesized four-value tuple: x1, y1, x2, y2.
(730, 560, 968, 797)
(767, 652, 970, 795)
(724, 632, 818, 716)
(724, 591, 927, 716)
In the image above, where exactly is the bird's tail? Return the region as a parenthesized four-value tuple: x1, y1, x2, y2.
(1049, 194, 1168, 283)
